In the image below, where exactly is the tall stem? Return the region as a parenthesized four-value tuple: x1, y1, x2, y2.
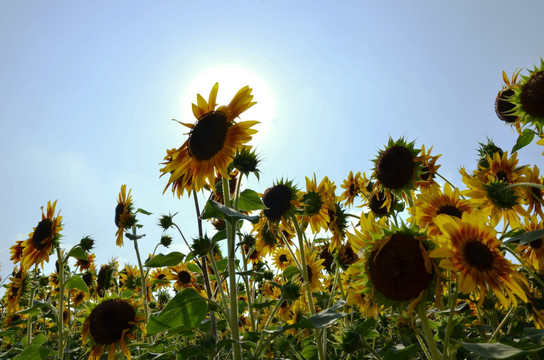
(416, 301, 442, 360)
(56, 247, 65, 359)
(132, 227, 149, 323)
(222, 177, 242, 360)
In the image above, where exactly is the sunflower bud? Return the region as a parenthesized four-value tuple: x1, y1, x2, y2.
(280, 281, 301, 302)
(192, 235, 214, 257)
(232, 147, 261, 179)
(160, 235, 173, 248)
(79, 236, 95, 251)
(158, 213, 176, 230)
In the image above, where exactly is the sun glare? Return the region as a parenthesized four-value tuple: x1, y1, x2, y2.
(182, 64, 277, 150)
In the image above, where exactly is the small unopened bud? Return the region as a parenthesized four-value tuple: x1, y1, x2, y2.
(160, 235, 173, 248)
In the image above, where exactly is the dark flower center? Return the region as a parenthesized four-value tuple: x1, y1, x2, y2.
(376, 146, 415, 190)
(115, 203, 124, 227)
(530, 238, 543, 250)
(33, 218, 53, 250)
(367, 234, 432, 301)
(89, 299, 136, 345)
(157, 274, 166, 280)
(306, 265, 313, 283)
(339, 244, 358, 267)
(279, 254, 289, 264)
(495, 88, 518, 123)
(178, 270, 192, 284)
(320, 246, 334, 272)
(188, 111, 228, 161)
(436, 205, 463, 218)
(521, 71, 544, 117)
(369, 191, 389, 217)
(463, 239, 494, 270)
(263, 185, 293, 221)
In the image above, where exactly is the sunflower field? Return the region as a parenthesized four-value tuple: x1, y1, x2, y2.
(2, 59, 544, 360)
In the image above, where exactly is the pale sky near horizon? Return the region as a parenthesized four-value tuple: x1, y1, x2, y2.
(1, 0, 543, 286)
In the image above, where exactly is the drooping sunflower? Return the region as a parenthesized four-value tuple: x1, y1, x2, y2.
(160, 83, 258, 197)
(430, 213, 529, 308)
(9, 240, 24, 264)
(5, 267, 26, 312)
(261, 179, 299, 224)
(21, 200, 62, 270)
(75, 253, 96, 272)
(412, 183, 474, 236)
(169, 262, 197, 291)
(82, 298, 146, 360)
(327, 202, 349, 252)
(115, 184, 135, 247)
(495, 69, 522, 125)
(340, 171, 367, 207)
(504, 58, 544, 130)
(119, 264, 140, 291)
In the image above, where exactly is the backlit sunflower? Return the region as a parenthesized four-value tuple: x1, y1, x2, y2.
(519, 165, 544, 218)
(413, 183, 474, 236)
(150, 267, 171, 290)
(119, 264, 140, 291)
(327, 202, 349, 251)
(504, 58, 544, 130)
(82, 298, 146, 360)
(5, 267, 26, 312)
(495, 69, 522, 125)
(272, 247, 294, 271)
(21, 200, 62, 270)
(460, 167, 527, 228)
(300, 174, 334, 234)
(115, 184, 135, 247)
(297, 248, 325, 292)
(516, 216, 544, 273)
(160, 83, 258, 197)
(169, 262, 197, 291)
(415, 145, 442, 190)
(261, 179, 299, 224)
(430, 213, 529, 308)
(9, 240, 24, 264)
(340, 171, 367, 207)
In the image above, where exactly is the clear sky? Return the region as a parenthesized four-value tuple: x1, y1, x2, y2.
(1, 0, 543, 285)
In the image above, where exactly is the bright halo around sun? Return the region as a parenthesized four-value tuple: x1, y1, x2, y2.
(182, 64, 277, 150)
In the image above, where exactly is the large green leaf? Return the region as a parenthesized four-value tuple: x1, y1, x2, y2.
(67, 245, 88, 261)
(511, 128, 535, 153)
(145, 252, 184, 267)
(65, 275, 89, 294)
(13, 344, 51, 360)
(237, 189, 267, 211)
(147, 288, 208, 335)
(382, 344, 421, 360)
(200, 200, 259, 224)
(455, 341, 525, 359)
(504, 229, 544, 245)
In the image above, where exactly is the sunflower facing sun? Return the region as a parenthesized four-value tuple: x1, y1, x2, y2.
(160, 83, 259, 197)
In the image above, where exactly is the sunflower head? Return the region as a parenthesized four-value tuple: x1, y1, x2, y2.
(495, 69, 522, 124)
(507, 59, 544, 130)
(373, 137, 421, 191)
(79, 235, 95, 252)
(232, 146, 262, 179)
(192, 235, 214, 257)
(262, 179, 299, 222)
(115, 185, 135, 247)
(477, 138, 503, 169)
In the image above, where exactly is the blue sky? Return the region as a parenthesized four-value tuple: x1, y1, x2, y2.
(1, 0, 543, 285)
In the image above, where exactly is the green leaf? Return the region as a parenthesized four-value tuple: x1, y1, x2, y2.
(512, 128, 535, 153)
(301, 345, 318, 360)
(31, 334, 46, 346)
(186, 262, 202, 274)
(215, 258, 228, 272)
(523, 328, 544, 344)
(305, 300, 347, 328)
(13, 345, 51, 360)
(356, 318, 377, 338)
(145, 252, 184, 267)
(200, 200, 259, 224)
(67, 245, 88, 261)
(212, 229, 227, 243)
(136, 208, 153, 215)
(383, 344, 421, 360)
(147, 288, 208, 335)
(237, 189, 267, 211)
(455, 341, 525, 359)
(65, 275, 89, 294)
(504, 229, 544, 245)
(283, 265, 300, 280)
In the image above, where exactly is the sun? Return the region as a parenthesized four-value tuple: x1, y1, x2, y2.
(181, 64, 277, 150)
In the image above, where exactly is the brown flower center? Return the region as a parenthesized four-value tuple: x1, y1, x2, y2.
(178, 270, 192, 284)
(115, 203, 124, 227)
(376, 146, 415, 190)
(436, 205, 463, 218)
(495, 88, 518, 123)
(463, 239, 494, 270)
(521, 71, 544, 117)
(188, 111, 228, 161)
(33, 218, 53, 250)
(369, 191, 389, 217)
(279, 254, 289, 264)
(89, 299, 136, 345)
(367, 234, 432, 301)
(530, 238, 543, 250)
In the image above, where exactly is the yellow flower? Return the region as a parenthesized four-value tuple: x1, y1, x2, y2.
(160, 83, 258, 197)
(430, 213, 529, 308)
(115, 184, 134, 247)
(297, 248, 325, 292)
(21, 200, 62, 270)
(169, 262, 197, 291)
(272, 247, 294, 271)
(300, 174, 334, 234)
(340, 171, 367, 207)
(516, 216, 544, 274)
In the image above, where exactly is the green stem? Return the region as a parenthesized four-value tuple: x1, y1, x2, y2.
(292, 217, 326, 360)
(490, 306, 515, 342)
(254, 298, 283, 358)
(207, 249, 230, 320)
(56, 247, 65, 359)
(416, 301, 442, 360)
(443, 279, 458, 360)
(240, 246, 256, 332)
(222, 177, 242, 360)
(26, 281, 37, 347)
(132, 227, 149, 324)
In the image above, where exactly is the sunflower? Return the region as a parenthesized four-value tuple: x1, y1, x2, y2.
(272, 247, 294, 271)
(72, 289, 89, 308)
(365, 231, 435, 312)
(75, 253, 96, 272)
(9, 240, 24, 264)
(160, 83, 258, 197)
(371, 138, 423, 210)
(261, 179, 299, 223)
(516, 216, 544, 273)
(119, 264, 140, 291)
(430, 213, 529, 308)
(300, 174, 334, 234)
(21, 200, 62, 270)
(477, 151, 525, 184)
(115, 184, 135, 247)
(519, 165, 544, 218)
(327, 202, 349, 251)
(505, 58, 544, 130)
(460, 167, 527, 229)
(415, 145, 442, 190)
(150, 267, 171, 290)
(169, 262, 197, 291)
(5, 267, 26, 312)
(340, 171, 367, 207)
(336, 242, 359, 270)
(495, 69, 522, 124)
(297, 248, 325, 292)
(82, 298, 146, 360)
(412, 183, 474, 236)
